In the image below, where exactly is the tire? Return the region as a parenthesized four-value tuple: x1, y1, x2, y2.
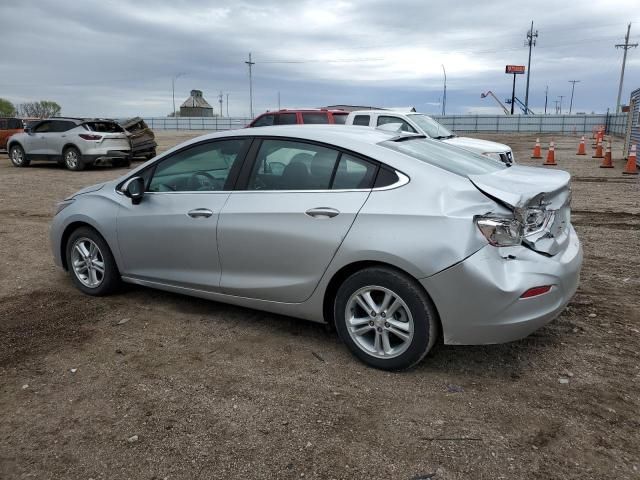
(63, 146, 85, 171)
(65, 227, 121, 296)
(9, 144, 30, 167)
(334, 267, 438, 371)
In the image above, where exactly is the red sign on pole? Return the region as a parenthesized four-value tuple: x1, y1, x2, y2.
(505, 65, 526, 74)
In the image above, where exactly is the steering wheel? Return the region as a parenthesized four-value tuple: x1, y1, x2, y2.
(188, 171, 223, 191)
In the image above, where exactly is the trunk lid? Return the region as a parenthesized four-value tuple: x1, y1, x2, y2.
(469, 165, 572, 256)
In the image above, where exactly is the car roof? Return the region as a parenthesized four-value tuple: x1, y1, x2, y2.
(348, 110, 424, 116)
(258, 109, 347, 114)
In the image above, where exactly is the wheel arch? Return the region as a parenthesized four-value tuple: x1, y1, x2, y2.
(322, 260, 442, 335)
(62, 143, 81, 155)
(60, 221, 111, 271)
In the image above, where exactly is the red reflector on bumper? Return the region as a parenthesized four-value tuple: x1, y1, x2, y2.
(521, 286, 552, 298)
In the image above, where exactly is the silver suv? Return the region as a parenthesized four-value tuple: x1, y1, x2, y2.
(8, 118, 131, 171)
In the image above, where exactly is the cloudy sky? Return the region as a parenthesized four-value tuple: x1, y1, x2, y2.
(1, 0, 638, 118)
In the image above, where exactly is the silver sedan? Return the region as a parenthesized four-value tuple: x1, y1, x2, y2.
(50, 126, 582, 370)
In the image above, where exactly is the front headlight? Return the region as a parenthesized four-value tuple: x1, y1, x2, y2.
(54, 198, 75, 215)
(521, 207, 554, 236)
(475, 215, 522, 246)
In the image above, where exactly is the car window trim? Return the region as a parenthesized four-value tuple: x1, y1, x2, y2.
(116, 136, 254, 194)
(233, 135, 408, 193)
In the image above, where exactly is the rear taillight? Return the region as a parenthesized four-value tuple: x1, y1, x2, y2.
(79, 133, 102, 141)
(520, 286, 552, 298)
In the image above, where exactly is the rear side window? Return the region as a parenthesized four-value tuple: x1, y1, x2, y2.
(248, 139, 339, 190)
(381, 138, 506, 176)
(332, 113, 347, 124)
(332, 154, 377, 190)
(8, 118, 23, 129)
(32, 121, 53, 133)
(377, 116, 416, 133)
(301, 113, 329, 124)
(252, 114, 275, 127)
(352, 115, 370, 126)
(276, 113, 297, 125)
(374, 167, 399, 188)
(51, 121, 77, 132)
(84, 122, 124, 133)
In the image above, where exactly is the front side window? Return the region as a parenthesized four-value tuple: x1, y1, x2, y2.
(148, 139, 249, 192)
(276, 113, 298, 125)
(248, 139, 340, 190)
(33, 121, 53, 133)
(352, 115, 370, 126)
(301, 112, 329, 124)
(252, 114, 275, 127)
(377, 116, 417, 133)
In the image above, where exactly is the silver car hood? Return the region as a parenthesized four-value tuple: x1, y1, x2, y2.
(443, 136, 510, 154)
(69, 182, 106, 198)
(469, 166, 572, 256)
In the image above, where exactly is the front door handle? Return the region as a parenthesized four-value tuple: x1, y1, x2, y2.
(187, 208, 213, 218)
(305, 207, 340, 219)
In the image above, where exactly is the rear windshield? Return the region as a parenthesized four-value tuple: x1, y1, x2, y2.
(380, 138, 506, 176)
(332, 113, 347, 124)
(84, 122, 125, 133)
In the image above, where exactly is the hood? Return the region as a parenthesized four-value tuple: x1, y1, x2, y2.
(69, 182, 105, 198)
(469, 165, 572, 256)
(443, 136, 510, 154)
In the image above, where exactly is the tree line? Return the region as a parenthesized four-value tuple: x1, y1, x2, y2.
(0, 98, 61, 118)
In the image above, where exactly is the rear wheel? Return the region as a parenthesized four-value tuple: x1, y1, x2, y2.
(334, 267, 438, 370)
(9, 144, 30, 167)
(65, 227, 121, 296)
(63, 146, 85, 171)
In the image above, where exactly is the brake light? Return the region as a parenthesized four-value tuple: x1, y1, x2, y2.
(79, 133, 102, 141)
(520, 286, 552, 298)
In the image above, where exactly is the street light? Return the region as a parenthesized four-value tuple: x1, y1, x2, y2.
(441, 64, 447, 116)
(172, 73, 185, 118)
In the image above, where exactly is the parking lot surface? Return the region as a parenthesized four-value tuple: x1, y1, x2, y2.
(1, 131, 639, 479)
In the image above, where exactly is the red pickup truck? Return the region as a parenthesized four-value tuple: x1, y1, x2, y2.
(248, 109, 348, 127)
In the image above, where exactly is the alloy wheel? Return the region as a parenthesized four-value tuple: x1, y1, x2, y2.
(345, 285, 414, 359)
(65, 149, 79, 169)
(11, 147, 24, 166)
(70, 237, 105, 288)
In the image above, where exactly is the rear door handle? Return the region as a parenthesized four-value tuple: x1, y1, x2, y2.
(187, 208, 213, 218)
(305, 207, 340, 219)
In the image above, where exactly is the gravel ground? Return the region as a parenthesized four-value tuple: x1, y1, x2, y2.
(0, 131, 638, 480)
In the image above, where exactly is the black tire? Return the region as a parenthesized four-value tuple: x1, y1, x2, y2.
(334, 267, 438, 371)
(63, 146, 85, 171)
(9, 144, 30, 167)
(65, 226, 121, 296)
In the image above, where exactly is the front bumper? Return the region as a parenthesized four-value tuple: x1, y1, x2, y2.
(421, 224, 582, 345)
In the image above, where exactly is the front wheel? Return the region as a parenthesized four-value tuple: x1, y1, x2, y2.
(9, 144, 30, 167)
(65, 227, 121, 296)
(334, 267, 439, 370)
(63, 146, 85, 171)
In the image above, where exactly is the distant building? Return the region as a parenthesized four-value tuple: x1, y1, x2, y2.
(180, 90, 214, 117)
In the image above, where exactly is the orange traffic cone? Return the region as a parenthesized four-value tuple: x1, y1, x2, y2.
(543, 141, 557, 166)
(592, 137, 604, 158)
(576, 136, 587, 155)
(531, 138, 542, 159)
(623, 144, 638, 175)
(600, 140, 614, 168)
(593, 129, 603, 147)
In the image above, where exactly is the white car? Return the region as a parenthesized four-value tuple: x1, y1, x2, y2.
(345, 110, 514, 164)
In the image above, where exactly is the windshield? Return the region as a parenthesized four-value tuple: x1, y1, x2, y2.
(380, 137, 506, 177)
(407, 114, 454, 139)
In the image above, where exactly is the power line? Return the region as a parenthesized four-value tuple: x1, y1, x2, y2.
(615, 23, 638, 112)
(568, 80, 580, 114)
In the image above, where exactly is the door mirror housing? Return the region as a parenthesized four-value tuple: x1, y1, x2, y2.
(122, 176, 145, 205)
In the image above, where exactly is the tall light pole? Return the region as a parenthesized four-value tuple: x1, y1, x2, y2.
(226, 93, 229, 117)
(524, 21, 538, 115)
(245, 52, 255, 118)
(544, 85, 549, 114)
(172, 73, 185, 118)
(568, 80, 580, 114)
(441, 64, 447, 116)
(558, 95, 565, 114)
(218, 91, 223, 117)
(615, 23, 638, 113)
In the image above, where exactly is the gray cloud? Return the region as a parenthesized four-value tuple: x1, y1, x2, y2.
(1, 0, 638, 117)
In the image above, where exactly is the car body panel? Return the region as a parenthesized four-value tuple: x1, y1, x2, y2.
(50, 125, 582, 345)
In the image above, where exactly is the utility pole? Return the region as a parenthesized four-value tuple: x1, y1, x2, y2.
(172, 72, 185, 118)
(568, 80, 580, 114)
(226, 93, 229, 117)
(524, 21, 538, 115)
(544, 85, 549, 114)
(441, 64, 447, 116)
(245, 52, 255, 118)
(615, 23, 638, 113)
(554, 100, 560, 114)
(218, 91, 223, 117)
(558, 95, 565, 114)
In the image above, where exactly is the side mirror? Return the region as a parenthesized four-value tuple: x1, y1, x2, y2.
(24, 126, 32, 134)
(122, 176, 145, 205)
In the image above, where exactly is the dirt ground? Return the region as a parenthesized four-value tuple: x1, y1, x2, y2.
(0, 131, 638, 480)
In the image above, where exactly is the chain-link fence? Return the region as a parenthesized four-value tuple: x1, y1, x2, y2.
(142, 117, 251, 131)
